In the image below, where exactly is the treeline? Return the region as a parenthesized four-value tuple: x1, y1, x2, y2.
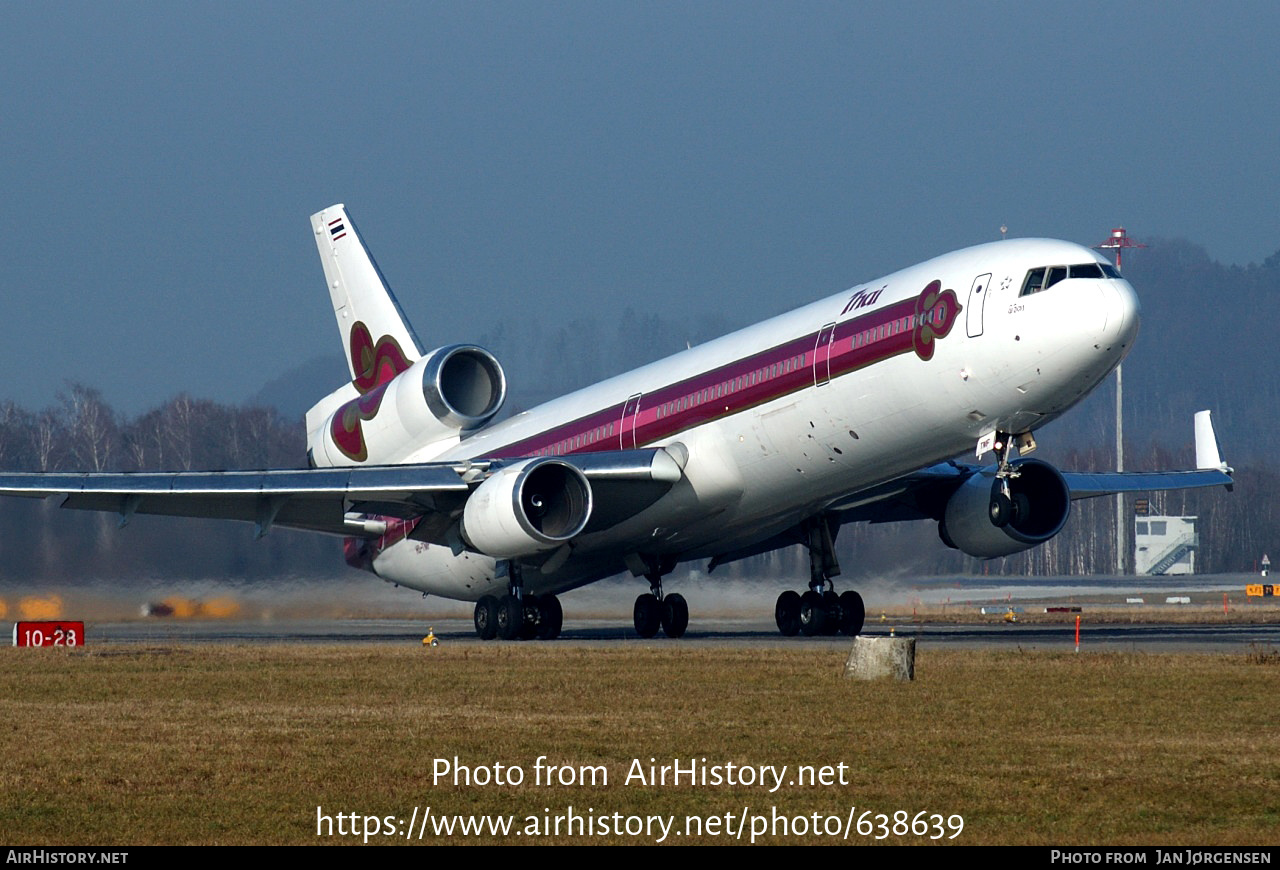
(0, 387, 336, 583)
(0, 385, 300, 473)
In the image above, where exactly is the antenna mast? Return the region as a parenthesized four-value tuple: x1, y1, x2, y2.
(1094, 227, 1146, 575)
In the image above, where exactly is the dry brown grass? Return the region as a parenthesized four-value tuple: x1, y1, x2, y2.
(1, 644, 1277, 845)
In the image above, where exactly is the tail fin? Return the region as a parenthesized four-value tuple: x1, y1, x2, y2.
(311, 204, 424, 387)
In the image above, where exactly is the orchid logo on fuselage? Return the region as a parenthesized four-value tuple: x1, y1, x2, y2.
(330, 321, 413, 462)
(912, 280, 960, 361)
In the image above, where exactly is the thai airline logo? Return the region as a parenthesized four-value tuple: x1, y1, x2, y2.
(912, 280, 960, 361)
(330, 321, 413, 462)
(841, 286, 884, 315)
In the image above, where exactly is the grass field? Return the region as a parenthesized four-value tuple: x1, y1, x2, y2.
(2, 643, 1278, 845)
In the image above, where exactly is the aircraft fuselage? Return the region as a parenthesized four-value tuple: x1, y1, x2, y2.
(362, 237, 1139, 601)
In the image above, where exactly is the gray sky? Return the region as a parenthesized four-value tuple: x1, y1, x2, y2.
(4, 2, 1278, 413)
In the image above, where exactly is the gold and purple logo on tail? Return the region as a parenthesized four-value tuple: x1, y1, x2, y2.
(331, 322, 413, 462)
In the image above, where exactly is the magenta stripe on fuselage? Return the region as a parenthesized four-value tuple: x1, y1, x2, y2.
(490, 289, 953, 460)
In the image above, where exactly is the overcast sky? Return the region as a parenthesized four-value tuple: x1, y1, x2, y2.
(4, 2, 1277, 414)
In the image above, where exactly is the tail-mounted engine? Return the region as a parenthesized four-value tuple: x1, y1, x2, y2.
(311, 344, 506, 466)
(940, 458, 1071, 558)
(461, 458, 594, 559)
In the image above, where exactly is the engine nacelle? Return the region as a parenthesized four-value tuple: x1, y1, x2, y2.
(941, 458, 1071, 558)
(461, 458, 593, 559)
(314, 344, 506, 466)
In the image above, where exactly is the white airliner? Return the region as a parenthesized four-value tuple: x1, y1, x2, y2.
(0, 205, 1232, 640)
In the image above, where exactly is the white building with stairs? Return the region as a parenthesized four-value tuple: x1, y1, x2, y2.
(1134, 514, 1198, 575)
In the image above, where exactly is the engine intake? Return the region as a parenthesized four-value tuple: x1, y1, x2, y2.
(941, 458, 1071, 558)
(461, 458, 593, 559)
(315, 344, 506, 465)
(424, 345, 507, 429)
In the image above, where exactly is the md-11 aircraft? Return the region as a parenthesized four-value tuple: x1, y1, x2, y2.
(0, 205, 1232, 640)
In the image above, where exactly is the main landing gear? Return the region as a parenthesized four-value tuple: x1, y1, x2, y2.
(633, 556, 687, 639)
(774, 516, 865, 637)
(473, 562, 563, 641)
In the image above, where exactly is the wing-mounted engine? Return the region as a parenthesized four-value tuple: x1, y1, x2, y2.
(940, 458, 1071, 558)
(309, 344, 507, 467)
(461, 458, 593, 559)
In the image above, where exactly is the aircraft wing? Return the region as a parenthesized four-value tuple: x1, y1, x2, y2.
(0, 449, 683, 541)
(829, 410, 1232, 526)
(708, 413, 1233, 572)
(829, 463, 1233, 526)
(1055, 468, 1232, 500)
(1058, 410, 1233, 499)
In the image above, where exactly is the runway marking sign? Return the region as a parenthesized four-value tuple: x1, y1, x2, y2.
(13, 621, 84, 647)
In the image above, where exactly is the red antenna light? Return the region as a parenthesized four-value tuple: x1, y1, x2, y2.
(1094, 226, 1147, 272)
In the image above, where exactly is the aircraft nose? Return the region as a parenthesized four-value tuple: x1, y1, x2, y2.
(1107, 277, 1141, 349)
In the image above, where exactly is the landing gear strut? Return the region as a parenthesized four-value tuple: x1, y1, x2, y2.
(633, 556, 687, 639)
(987, 430, 1031, 530)
(473, 561, 563, 641)
(774, 515, 864, 637)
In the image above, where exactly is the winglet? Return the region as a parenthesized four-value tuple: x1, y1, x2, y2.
(1194, 410, 1229, 472)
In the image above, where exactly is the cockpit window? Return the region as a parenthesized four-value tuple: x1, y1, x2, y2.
(1020, 267, 1046, 296)
(1021, 262, 1121, 296)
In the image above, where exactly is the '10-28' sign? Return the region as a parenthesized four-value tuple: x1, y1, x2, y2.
(13, 621, 84, 647)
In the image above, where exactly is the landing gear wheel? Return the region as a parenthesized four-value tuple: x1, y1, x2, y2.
(838, 590, 865, 636)
(496, 594, 523, 640)
(536, 595, 563, 640)
(474, 595, 498, 640)
(519, 594, 539, 640)
(799, 589, 827, 636)
(661, 593, 688, 638)
(989, 492, 1012, 527)
(775, 590, 801, 636)
(634, 593, 661, 638)
(822, 590, 841, 635)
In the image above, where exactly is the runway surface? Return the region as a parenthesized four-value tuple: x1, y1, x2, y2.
(80, 616, 1280, 653)
(12, 572, 1277, 652)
